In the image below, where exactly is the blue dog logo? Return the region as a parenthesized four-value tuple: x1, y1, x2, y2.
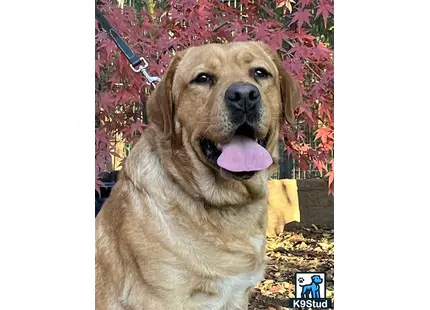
(300, 275, 323, 298)
(289, 272, 332, 308)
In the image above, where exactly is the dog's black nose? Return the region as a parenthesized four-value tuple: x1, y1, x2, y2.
(225, 83, 260, 122)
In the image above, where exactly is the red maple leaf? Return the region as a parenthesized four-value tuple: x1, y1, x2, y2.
(283, 57, 304, 76)
(288, 44, 312, 60)
(131, 122, 147, 135)
(121, 122, 147, 137)
(95, 130, 109, 145)
(299, 156, 309, 171)
(313, 159, 327, 175)
(268, 29, 285, 50)
(95, 32, 108, 46)
(296, 129, 306, 141)
(233, 33, 250, 42)
(99, 93, 117, 112)
(170, 9, 185, 22)
(141, 19, 154, 32)
(120, 126, 134, 138)
(298, 106, 314, 122)
(228, 20, 244, 34)
(311, 42, 332, 60)
(326, 169, 334, 194)
(195, 5, 210, 18)
(290, 9, 311, 29)
(315, 127, 330, 144)
(95, 59, 103, 78)
(119, 88, 139, 103)
(253, 25, 270, 41)
(316, 0, 334, 28)
(293, 28, 316, 41)
(299, 0, 314, 7)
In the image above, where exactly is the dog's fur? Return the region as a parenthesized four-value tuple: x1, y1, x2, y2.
(95, 41, 302, 309)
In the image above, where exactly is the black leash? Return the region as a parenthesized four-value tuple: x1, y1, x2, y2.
(95, 5, 160, 88)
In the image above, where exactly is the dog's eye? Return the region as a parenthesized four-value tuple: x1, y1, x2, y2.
(192, 73, 214, 85)
(253, 68, 270, 79)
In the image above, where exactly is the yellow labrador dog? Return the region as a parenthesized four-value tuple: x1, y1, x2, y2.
(95, 41, 302, 309)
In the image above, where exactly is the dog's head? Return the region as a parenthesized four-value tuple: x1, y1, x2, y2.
(146, 42, 301, 202)
(311, 275, 323, 284)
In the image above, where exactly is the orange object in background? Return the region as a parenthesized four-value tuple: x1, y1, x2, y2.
(266, 179, 300, 236)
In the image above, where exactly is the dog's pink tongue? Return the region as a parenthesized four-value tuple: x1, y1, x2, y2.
(216, 136, 273, 172)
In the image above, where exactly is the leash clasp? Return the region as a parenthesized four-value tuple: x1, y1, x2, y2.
(130, 57, 161, 88)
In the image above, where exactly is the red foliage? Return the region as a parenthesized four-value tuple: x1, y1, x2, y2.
(95, 0, 334, 194)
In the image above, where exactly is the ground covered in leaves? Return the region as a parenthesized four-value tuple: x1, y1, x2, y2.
(249, 225, 334, 310)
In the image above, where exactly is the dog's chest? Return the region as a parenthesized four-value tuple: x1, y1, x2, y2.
(218, 267, 265, 299)
(190, 266, 265, 309)
(189, 235, 266, 309)
(218, 235, 266, 297)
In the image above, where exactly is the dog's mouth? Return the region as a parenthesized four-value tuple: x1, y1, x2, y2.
(200, 123, 271, 180)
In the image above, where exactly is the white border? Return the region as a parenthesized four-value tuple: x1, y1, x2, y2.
(0, 1, 94, 308)
(336, 0, 430, 309)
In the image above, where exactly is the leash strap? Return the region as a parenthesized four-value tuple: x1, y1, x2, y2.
(95, 5, 161, 88)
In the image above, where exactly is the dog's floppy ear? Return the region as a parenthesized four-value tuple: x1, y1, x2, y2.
(146, 52, 183, 140)
(253, 41, 303, 127)
(278, 68, 302, 127)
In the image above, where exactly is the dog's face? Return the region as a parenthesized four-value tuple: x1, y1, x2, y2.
(147, 42, 302, 184)
(311, 275, 323, 284)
